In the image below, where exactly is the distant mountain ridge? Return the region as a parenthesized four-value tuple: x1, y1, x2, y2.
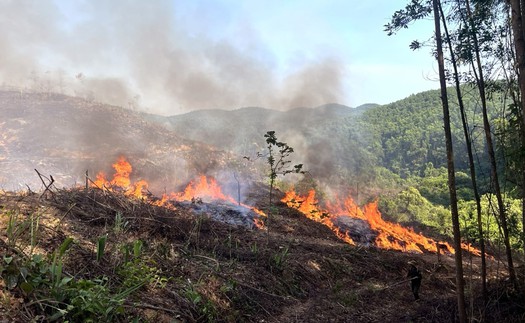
(2, 87, 476, 201)
(0, 89, 386, 194)
(142, 87, 492, 197)
(146, 103, 362, 148)
(142, 102, 378, 194)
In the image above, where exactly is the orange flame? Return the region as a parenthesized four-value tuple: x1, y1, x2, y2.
(112, 157, 132, 188)
(283, 189, 481, 255)
(92, 157, 266, 228)
(282, 190, 355, 245)
(93, 172, 107, 189)
(92, 156, 147, 199)
(172, 175, 235, 203)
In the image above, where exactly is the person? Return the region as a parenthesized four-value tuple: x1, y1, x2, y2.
(407, 260, 422, 301)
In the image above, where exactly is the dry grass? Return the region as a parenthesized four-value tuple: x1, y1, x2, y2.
(0, 187, 523, 322)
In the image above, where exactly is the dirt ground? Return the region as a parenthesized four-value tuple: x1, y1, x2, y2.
(0, 187, 523, 322)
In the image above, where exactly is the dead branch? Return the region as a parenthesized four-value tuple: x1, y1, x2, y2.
(194, 254, 220, 271)
(58, 203, 77, 225)
(34, 169, 55, 199)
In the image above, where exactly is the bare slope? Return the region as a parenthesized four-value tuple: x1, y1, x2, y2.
(0, 187, 518, 322)
(0, 91, 227, 192)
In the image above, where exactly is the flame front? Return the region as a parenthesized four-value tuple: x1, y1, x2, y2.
(92, 157, 266, 228)
(283, 189, 480, 255)
(93, 156, 148, 198)
(281, 190, 355, 245)
(92, 157, 479, 255)
(173, 175, 234, 203)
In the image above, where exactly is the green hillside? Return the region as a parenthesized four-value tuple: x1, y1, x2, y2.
(145, 104, 378, 195)
(145, 87, 500, 199)
(361, 88, 493, 178)
(143, 86, 521, 249)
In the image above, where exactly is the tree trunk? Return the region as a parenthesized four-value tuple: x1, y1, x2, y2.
(441, 0, 488, 303)
(471, 1, 516, 288)
(509, 0, 525, 282)
(432, 1, 467, 322)
(509, 0, 525, 126)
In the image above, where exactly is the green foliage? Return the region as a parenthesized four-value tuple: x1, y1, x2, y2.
(264, 131, 304, 182)
(0, 212, 166, 321)
(118, 239, 169, 290)
(458, 195, 523, 249)
(360, 87, 500, 179)
(379, 186, 451, 235)
(384, 0, 432, 36)
(51, 237, 74, 289)
(270, 246, 289, 272)
(183, 282, 217, 321)
(96, 235, 107, 262)
(118, 259, 168, 290)
(0, 236, 118, 321)
(59, 278, 125, 322)
(417, 166, 474, 206)
(6, 210, 36, 251)
(113, 211, 128, 234)
(262, 130, 304, 235)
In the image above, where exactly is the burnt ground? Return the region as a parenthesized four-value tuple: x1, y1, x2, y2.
(0, 186, 524, 322)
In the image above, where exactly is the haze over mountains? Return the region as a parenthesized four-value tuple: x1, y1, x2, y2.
(0, 87, 457, 204)
(0, 89, 386, 195)
(0, 91, 230, 192)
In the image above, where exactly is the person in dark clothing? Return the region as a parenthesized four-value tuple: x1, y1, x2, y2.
(407, 260, 422, 300)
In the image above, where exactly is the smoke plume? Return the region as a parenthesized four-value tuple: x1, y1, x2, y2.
(0, 0, 344, 114)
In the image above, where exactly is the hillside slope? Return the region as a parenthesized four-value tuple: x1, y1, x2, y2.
(0, 91, 228, 192)
(0, 186, 515, 322)
(145, 103, 377, 194)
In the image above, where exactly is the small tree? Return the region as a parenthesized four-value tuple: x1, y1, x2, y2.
(263, 131, 304, 238)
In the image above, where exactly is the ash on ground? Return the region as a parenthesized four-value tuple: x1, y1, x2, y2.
(332, 215, 378, 245)
(179, 199, 261, 229)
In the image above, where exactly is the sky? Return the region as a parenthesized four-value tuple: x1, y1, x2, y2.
(0, 0, 439, 115)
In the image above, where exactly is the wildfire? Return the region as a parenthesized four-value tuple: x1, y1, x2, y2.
(173, 175, 235, 203)
(92, 157, 480, 255)
(281, 190, 355, 245)
(283, 189, 481, 255)
(92, 156, 266, 228)
(93, 156, 148, 198)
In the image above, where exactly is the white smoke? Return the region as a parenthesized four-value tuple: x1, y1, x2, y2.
(0, 0, 345, 114)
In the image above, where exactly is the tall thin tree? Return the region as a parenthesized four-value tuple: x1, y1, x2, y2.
(466, 0, 518, 287)
(433, 0, 467, 321)
(439, 0, 488, 303)
(508, 0, 525, 272)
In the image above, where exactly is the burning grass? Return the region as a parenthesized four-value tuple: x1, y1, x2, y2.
(90, 157, 478, 255)
(0, 185, 521, 322)
(91, 156, 267, 229)
(282, 188, 482, 256)
(0, 157, 521, 321)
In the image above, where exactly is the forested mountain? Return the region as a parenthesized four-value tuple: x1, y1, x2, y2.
(144, 103, 382, 196)
(361, 87, 496, 178)
(145, 87, 503, 202)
